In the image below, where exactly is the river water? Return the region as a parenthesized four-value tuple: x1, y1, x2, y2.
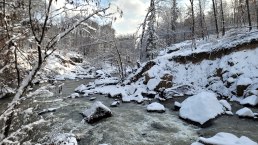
(1, 79, 258, 144)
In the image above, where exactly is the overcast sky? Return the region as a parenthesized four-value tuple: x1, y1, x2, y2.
(109, 0, 193, 35)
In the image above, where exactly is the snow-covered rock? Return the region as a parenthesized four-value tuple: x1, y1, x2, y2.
(0, 86, 15, 99)
(179, 92, 224, 125)
(147, 102, 165, 113)
(240, 95, 258, 106)
(110, 101, 120, 107)
(94, 77, 119, 86)
(51, 133, 78, 145)
(70, 93, 80, 98)
(219, 100, 232, 111)
(198, 132, 258, 145)
(27, 87, 54, 98)
(74, 84, 87, 93)
(174, 101, 181, 111)
(236, 77, 252, 96)
(236, 107, 255, 118)
(82, 101, 112, 123)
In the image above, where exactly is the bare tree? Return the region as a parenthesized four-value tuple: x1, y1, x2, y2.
(246, 0, 252, 30)
(0, 0, 117, 142)
(220, 0, 226, 36)
(189, 0, 197, 49)
(212, 0, 219, 38)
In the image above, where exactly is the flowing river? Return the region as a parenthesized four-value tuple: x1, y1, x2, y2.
(1, 79, 258, 144)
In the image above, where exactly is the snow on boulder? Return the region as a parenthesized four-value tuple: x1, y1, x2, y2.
(236, 107, 255, 118)
(94, 77, 119, 86)
(179, 92, 224, 125)
(27, 87, 54, 98)
(70, 93, 80, 98)
(219, 100, 232, 111)
(147, 102, 165, 113)
(236, 77, 252, 96)
(174, 101, 181, 111)
(240, 95, 258, 106)
(147, 78, 161, 91)
(110, 101, 120, 107)
(51, 133, 78, 145)
(74, 84, 87, 93)
(82, 101, 112, 123)
(198, 132, 258, 145)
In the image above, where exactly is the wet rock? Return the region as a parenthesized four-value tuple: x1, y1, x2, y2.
(82, 101, 112, 123)
(147, 102, 165, 113)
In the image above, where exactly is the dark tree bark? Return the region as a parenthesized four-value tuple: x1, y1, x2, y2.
(171, 0, 177, 43)
(255, 0, 258, 29)
(189, 0, 196, 49)
(212, 0, 219, 38)
(198, 0, 205, 39)
(220, 0, 225, 36)
(246, 0, 252, 31)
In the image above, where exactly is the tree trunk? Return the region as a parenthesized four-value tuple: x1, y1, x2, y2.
(255, 0, 258, 29)
(246, 0, 252, 31)
(14, 46, 20, 87)
(212, 0, 219, 38)
(198, 0, 205, 39)
(220, 0, 225, 36)
(190, 0, 196, 49)
(171, 0, 177, 43)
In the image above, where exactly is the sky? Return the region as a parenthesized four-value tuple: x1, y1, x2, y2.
(109, 0, 150, 35)
(109, 0, 194, 35)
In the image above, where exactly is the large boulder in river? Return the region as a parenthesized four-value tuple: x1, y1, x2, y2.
(179, 92, 224, 126)
(82, 101, 112, 123)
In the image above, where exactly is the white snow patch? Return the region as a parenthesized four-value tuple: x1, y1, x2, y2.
(179, 92, 224, 125)
(219, 100, 232, 111)
(147, 102, 165, 112)
(198, 132, 258, 145)
(240, 95, 258, 106)
(236, 107, 255, 117)
(237, 77, 252, 86)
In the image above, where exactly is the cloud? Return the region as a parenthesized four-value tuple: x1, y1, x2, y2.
(111, 0, 149, 35)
